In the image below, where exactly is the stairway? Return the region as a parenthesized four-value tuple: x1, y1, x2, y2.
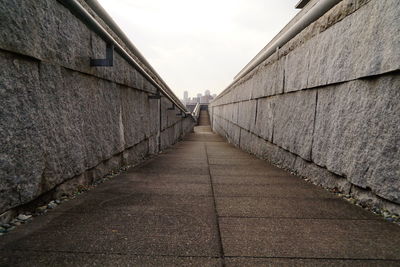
(198, 109, 210, 126)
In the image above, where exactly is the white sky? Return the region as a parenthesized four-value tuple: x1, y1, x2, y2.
(97, 0, 299, 98)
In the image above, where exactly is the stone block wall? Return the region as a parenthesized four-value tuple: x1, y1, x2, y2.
(0, 0, 194, 215)
(210, 0, 400, 213)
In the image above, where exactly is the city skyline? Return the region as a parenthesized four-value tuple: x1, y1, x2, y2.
(181, 89, 217, 105)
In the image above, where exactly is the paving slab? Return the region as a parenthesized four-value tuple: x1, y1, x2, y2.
(225, 257, 400, 267)
(155, 153, 208, 162)
(140, 158, 209, 167)
(212, 175, 306, 185)
(207, 153, 255, 160)
(93, 181, 212, 196)
(117, 173, 210, 184)
(0, 252, 221, 267)
(208, 158, 281, 167)
(1, 215, 219, 257)
(210, 165, 290, 176)
(1, 196, 219, 257)
(52, 193, 215, 216)
(130, 165, 209, 175)
(184, 133, 224, 142)
(216, 197, 378, 219)
(213, 183, 334, 198)
(219, 217, 400, 259)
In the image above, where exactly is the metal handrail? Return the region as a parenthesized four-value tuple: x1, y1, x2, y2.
(192, 103, 201, 121)
(57, 0, 189, 114)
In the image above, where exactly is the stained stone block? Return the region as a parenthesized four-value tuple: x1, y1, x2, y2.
(227, 122, 241, 146)
(0, 0, 91, 69)
(237, 100, 257, 131)
(160, 98, 169, 131)
(293, 156, 352, 194)
(253, 98, 274, 142)
(173, 121, 182, 141)
(240, 132, 297, 171)
(238, 129, 252, 153)
(227, 84, 239, 103)
(228, 104, 236, 123)
(251, 56, 284, 98)
(160, 127, 174, 150)
(0, 51, 44, 213)
(148, 135, 159, 155)
(0, 0, 158, 95)
(284, 42, 311, 93)
(234, 79, 253, 102)
(307, 0, 400, 88)
(122, 140, 149, 166)
(147, 92, 160, 137)
(272, 90, 316, 160)
(312, 75, 400, 203)
(36, 62, 128, 191)
(182, 117, 194, 134)
(121, 88, 146, 147)
(231, 103, 240, 124)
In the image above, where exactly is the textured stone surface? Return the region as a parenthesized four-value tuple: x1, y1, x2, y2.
(0, 51, 44, 212)
(38, 62, 124, 177)
(161, 97, 179, 131)
(251, 54, 284, 98)
(231, 80, 252, 102)
(307, 0, 400, 88)
(226, 121, 241, 146)
(0, 0, 158, 94)
(0, 0, 91, 68)
(237, 100, 257, 131)
(272, 90, 316, 160)
(121, 89, 148, 147)
(284, 43, 311, 93)
(312, 76, 400, 203)
(293, 156, 352, 194)
(253, 98, 273, 141)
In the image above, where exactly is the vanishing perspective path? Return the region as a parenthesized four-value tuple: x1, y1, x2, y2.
(1, 110, 400, 266)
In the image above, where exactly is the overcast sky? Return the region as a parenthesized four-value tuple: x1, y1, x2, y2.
(97, 0, 299, 99)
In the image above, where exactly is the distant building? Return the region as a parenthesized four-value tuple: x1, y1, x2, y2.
(183, 90, 216, 106)
(183, 91, 189, 104)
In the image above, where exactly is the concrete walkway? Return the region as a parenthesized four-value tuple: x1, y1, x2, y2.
(1, 110, 400, 266)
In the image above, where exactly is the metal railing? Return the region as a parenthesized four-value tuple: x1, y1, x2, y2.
(192, 103, 201, 122)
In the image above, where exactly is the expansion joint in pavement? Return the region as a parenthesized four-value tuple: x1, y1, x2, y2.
(204, 141, 226, 267)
